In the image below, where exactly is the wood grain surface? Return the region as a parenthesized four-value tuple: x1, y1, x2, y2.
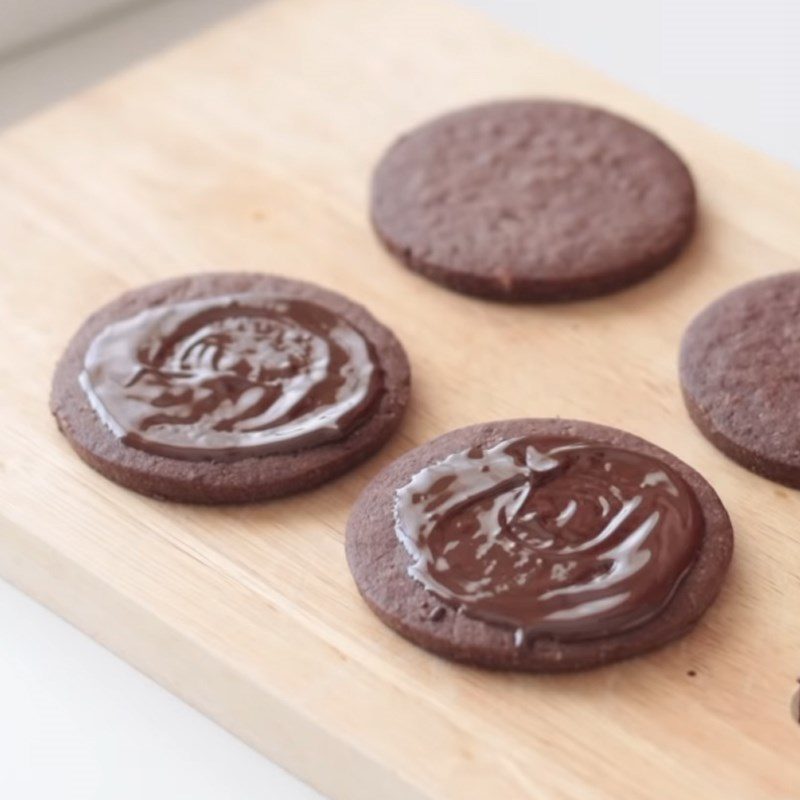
(1, 1, 799, 797)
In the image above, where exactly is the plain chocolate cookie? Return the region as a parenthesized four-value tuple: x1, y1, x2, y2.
(346, 419, 732, 671)
(371, 99, 696, 301)
(51, 273, 410, 503)
(680, 271, 800, 487)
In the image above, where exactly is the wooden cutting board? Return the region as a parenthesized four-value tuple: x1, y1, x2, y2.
(1, 1, 799, 797)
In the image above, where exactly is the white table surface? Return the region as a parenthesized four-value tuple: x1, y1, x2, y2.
(2, 2, 799, 798)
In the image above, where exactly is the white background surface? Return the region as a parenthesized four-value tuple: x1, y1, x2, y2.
(0, 0, 134, 54)
(1, 1, 799, 798)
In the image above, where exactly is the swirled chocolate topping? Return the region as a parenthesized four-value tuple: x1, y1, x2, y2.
(79, 293, 382, 460)
(394, 436, 704, 642)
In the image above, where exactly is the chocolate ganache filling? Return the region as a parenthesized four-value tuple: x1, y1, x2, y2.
(394, 437, 704, 642)
(79, 293, 382, 460)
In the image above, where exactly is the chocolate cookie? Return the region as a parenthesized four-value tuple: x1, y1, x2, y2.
(346, 419, 732, 671)
(51, 273, 410, 503)
(371, 99, 696, 301)
(680, 271, 800, 487)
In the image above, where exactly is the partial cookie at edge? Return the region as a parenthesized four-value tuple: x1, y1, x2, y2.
(680, 271, 800, 488)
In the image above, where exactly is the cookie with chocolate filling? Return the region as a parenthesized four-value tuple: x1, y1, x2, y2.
(680, 271, 800, 487)
(51, 273, 410, 503)
(371, 99, 696, 301)
(346, 419, 732, 671)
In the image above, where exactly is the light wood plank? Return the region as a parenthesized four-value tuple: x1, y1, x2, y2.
(1, 1, 799, 797)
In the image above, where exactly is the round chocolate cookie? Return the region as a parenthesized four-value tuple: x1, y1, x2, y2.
(371, 99, 696, 301)
(680, 271, 800, 487)
(346, 419, 732, 671)
(51, 273, 410, 503)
